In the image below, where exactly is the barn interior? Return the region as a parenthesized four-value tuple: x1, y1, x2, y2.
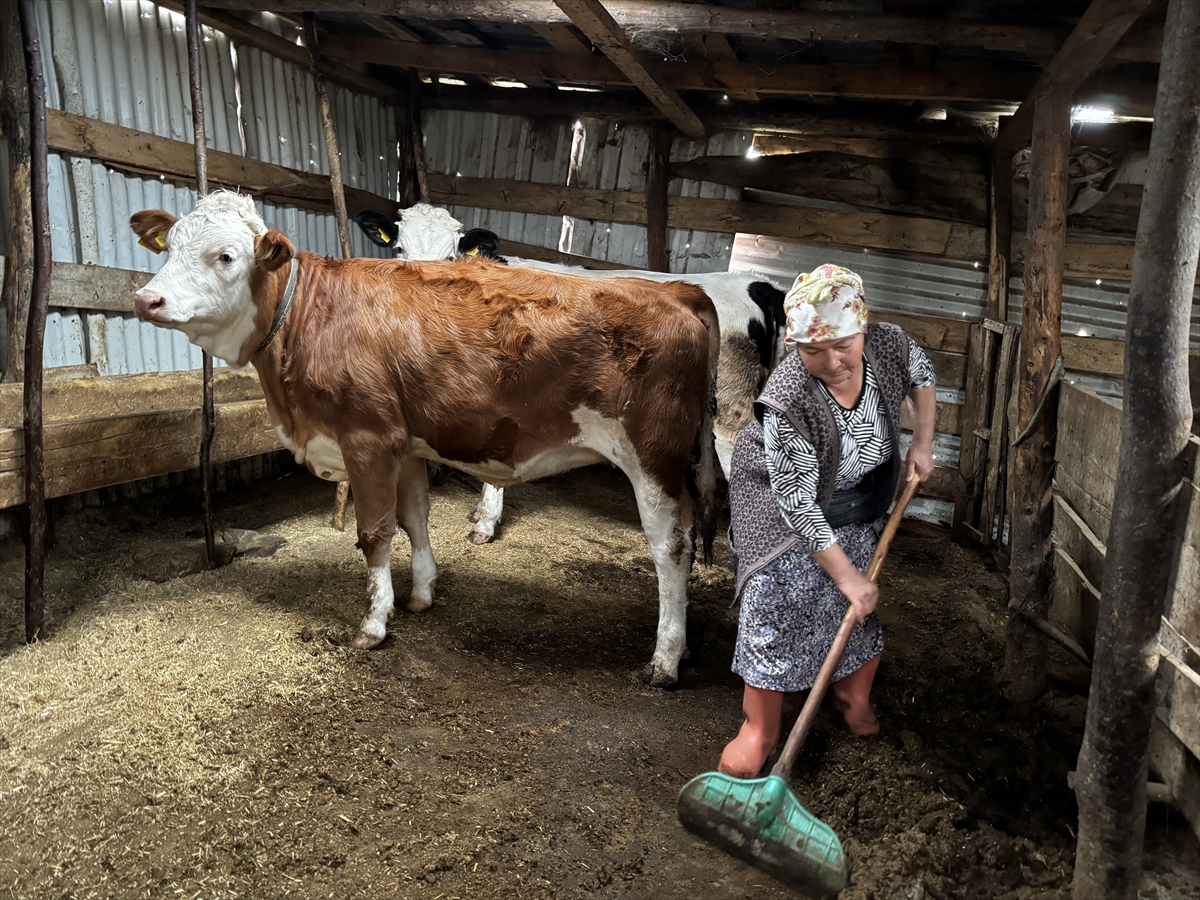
(1, 1, 1199, 898)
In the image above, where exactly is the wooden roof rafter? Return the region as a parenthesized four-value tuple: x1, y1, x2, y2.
(201, 0, 1083, 63)
(551, 0, 704, 138)
(314, 35, 1042, 105)
(996, 0, 1157, 159)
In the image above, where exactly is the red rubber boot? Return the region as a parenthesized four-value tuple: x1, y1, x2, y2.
(718, 684, 783, 778)
(831, 652, 881, 736)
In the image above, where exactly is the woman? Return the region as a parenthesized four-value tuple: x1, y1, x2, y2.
(719, 264, 936, 779)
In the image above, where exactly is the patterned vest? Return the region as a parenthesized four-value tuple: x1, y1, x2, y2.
(727, 323, 912, 599)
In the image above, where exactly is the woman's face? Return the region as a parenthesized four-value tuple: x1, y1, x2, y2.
(796, 333, 865, 388)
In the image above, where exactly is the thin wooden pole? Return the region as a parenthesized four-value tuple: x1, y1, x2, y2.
(408, 68, 429, 203)
(305, 13, 353, 260)
(646, 121, 671, 272)
(1002, 84, 1069, 705)
(0, 2, 32, 385)
(1073, 0, 1200, 893)
(304, 13, 355, 531)
(19, 0, 50, 642)
(184, 0, 217, 568)
(987, 150, 1012, 322)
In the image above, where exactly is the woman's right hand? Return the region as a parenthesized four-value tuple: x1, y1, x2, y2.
(837, 568, 880, 623)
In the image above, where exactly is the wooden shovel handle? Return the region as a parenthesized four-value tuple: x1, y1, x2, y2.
(771, 474, 920, 781)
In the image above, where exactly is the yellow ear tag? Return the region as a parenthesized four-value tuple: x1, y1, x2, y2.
(378, 228, 392, 244)
(464, 247, 479, 257)
(138, 233, 167, 254)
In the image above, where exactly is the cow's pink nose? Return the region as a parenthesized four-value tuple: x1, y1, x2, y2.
(134, 290, 165, 320)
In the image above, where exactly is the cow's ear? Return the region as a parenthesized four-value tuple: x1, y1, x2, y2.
(129, 209, 177, 254)
(255, 229, 295, 273)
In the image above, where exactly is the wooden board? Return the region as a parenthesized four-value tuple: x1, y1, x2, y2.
(0, 369, 264, 428)
(1159, 650, 1200, 762)
(928, 350, 967, 391)
(1054, 384, 1122, 540)
(953, 323, 989, 534)
(1166, 479, 1200, 651)
(1049, 545, 1101, 656)
(870, 310, 971, 354)
(1053, 493, 1107, 589)
(1149, 711, 1200, 842)
(427, 173, 988, 260)
(0, 400, 280, 510)
(47, 108, 398, 220)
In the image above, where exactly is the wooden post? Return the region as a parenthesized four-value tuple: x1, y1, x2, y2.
(987, 151, 1012, 321)
(1073, 0, 1200, 894)
(396, 84, 419, 209)
(184, 0, 217, 568)
(408, 68, 429, 204)
(0, 2, 32, 385)
(303, 13, 356, 532)
(18, 0, 50, 642)
(646, 121, 671, 272)
(1002, 84, 1069, 705)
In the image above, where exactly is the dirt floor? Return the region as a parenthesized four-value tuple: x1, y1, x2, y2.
(1, 464, 1198, 900)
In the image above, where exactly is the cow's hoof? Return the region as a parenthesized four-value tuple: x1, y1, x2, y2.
(469, 530, 493, 545)
(405, 596, 432, 613)
(351, 630, 385, 650)
(644, 662, 679, 689)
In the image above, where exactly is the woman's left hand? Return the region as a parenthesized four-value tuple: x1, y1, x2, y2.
(905, 441, 935, 483)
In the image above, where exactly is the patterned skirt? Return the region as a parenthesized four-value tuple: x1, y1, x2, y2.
(732, 521, 883, 692)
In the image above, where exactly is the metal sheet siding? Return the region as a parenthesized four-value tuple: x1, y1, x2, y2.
(28, 0, 396, 376)
(423, 108, 569, 255)
(421, 108, 740, 273)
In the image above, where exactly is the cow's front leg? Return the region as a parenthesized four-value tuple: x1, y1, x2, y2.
(467, 483, 504, 544)
(348, 452, 400, 649)
(628, 474, 696, 687)
(396, 455, 437, 612)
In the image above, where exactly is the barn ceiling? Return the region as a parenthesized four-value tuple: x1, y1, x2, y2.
(199, 0, 1163, 147)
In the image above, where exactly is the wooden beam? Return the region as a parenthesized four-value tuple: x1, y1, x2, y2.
(426, 172, 988, 259)
(421, 85, 993, 144)
(202, 1, 1069, 61)
(0, 368, 263, 427)
(317, 34, 1040, 103)
(0, 1, 31, 383)
(360, 13, 423, 42)
(152, 1, 404, 106)
(646, 122, 671, 271)
(1004, 85, 1072, 704)
(670, 152, 989, 226)
(553, 0, 704, 138)
(987, 152, 1013, 319)
(995, 0, 1155, 158)
(531, 22, 590, 54)
(0, 400, 280, 510)
(45, 107, 398, 219)
(501, 241, 632, 270)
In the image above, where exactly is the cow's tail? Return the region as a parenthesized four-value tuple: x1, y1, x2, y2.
(679, 287, 721, 566)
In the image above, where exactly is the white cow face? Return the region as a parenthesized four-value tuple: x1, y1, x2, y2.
(394, 203, 463, 261)
(130, 191, 293, 364)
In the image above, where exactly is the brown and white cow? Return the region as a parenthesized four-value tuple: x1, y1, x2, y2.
(357, 204, 787, 543)
(129, 191, 718, 686)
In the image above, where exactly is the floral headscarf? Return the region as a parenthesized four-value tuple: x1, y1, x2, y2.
(783, 264, 869, 344)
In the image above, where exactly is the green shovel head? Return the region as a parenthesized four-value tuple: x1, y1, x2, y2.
(677, 771, 850, 899)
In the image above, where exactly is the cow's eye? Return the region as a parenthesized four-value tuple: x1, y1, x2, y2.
(218, 251, 235, 264)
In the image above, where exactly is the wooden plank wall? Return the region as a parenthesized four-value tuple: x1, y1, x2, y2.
(1053, 383, 1200, 838)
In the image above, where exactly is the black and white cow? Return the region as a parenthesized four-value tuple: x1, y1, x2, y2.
(357, 204, 787, 543)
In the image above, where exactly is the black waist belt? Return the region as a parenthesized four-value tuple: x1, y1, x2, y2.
(824, 458, 896, 529)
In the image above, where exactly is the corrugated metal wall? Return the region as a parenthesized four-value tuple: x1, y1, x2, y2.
(11, 0, 397, 376)
(422, 108, 747, 273)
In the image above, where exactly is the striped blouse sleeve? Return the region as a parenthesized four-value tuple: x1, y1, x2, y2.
(908, 338, 937, 390)
(763, 408, 837, 553)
